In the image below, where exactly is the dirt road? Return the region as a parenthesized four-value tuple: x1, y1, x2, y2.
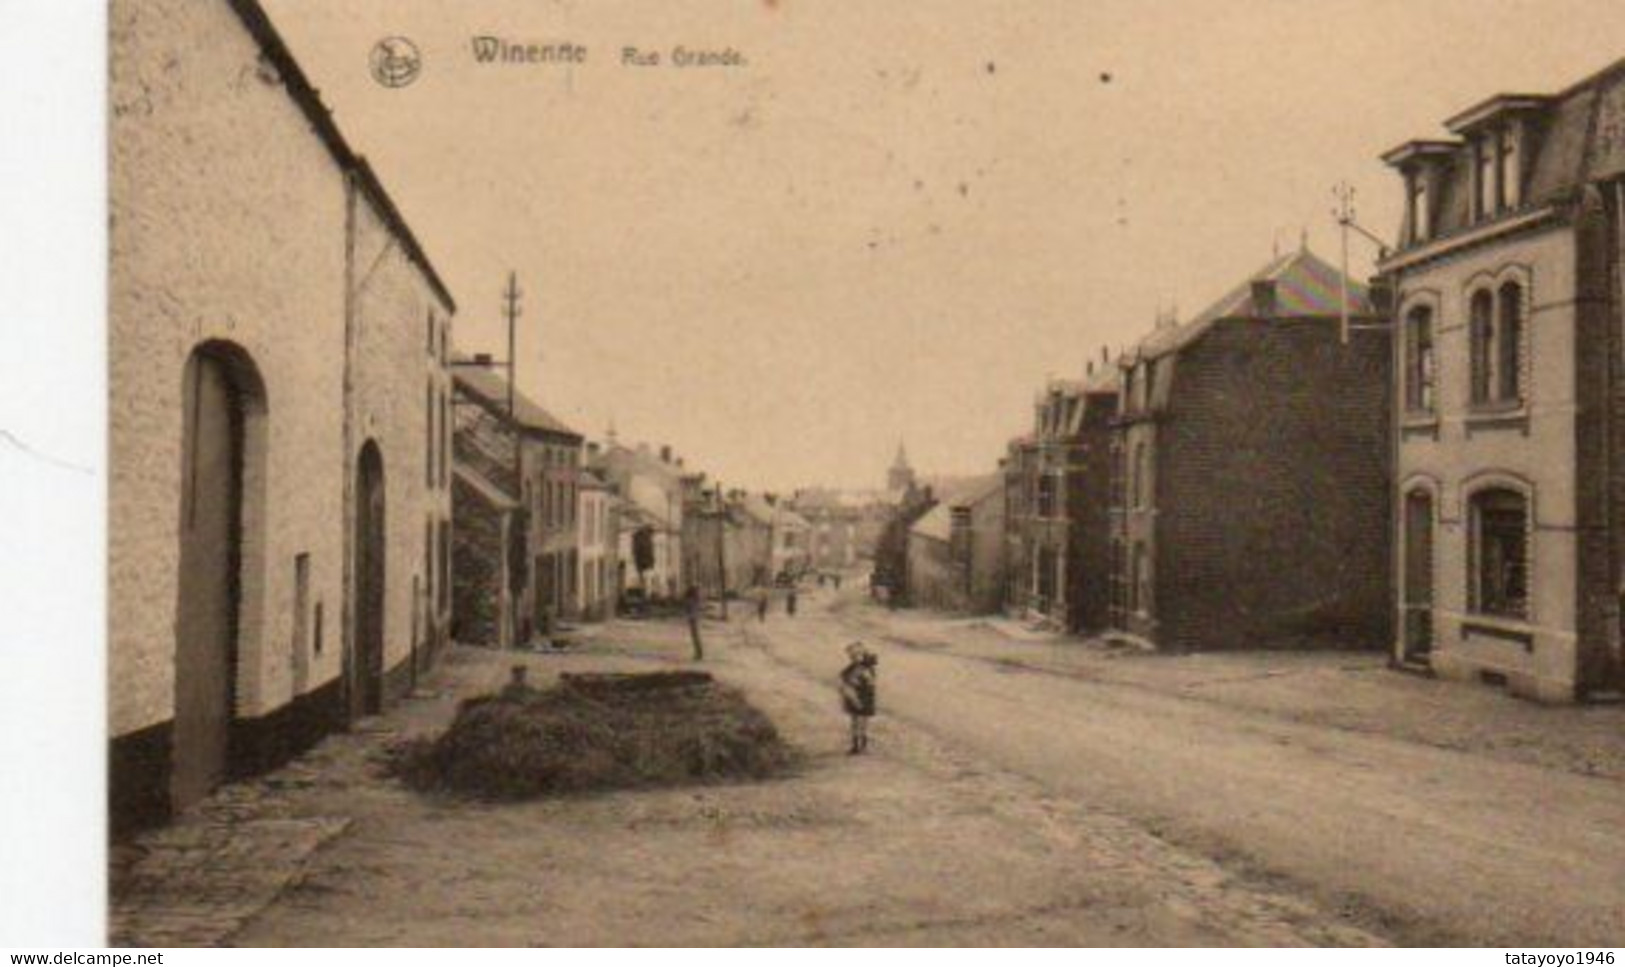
(759, 588, 1625, 946)
(212, 613, 1378, 945)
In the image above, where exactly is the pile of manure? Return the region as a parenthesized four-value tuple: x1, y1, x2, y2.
(388, 668, 795, 799)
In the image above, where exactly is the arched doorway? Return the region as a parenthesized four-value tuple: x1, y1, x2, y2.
(351, 441, 387, 719)
(173, 343, 264, 812)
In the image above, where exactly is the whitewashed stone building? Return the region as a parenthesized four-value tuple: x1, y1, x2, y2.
(110, 0, 455, 832)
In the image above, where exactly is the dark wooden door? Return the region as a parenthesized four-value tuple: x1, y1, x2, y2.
(1403, 489, 1434, 662)
(352, 444, 386, 718)
(173, 354, 242, 811)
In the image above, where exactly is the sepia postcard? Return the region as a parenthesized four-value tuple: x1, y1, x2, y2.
(7, 0, 1625, 952)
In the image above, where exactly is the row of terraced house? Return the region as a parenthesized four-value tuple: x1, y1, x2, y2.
(936, 58, 1625, 706)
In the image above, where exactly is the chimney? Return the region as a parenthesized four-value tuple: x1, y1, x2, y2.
(1251, 279, 1278, 318)
(1087, 361, 1095, 376)
(472, 352, 494, 365)
(1367, 276, 1396, 317)
(660, 445, 672, 464)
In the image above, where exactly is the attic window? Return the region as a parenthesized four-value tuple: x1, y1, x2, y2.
(1408, 173, 1431, 244)
(1498, 127, 1521, 210)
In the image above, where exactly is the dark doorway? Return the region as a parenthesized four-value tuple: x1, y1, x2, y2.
(172, 348, 252, 811)
(351, 441, 387, 719)
(1403, 488, 1435, 663)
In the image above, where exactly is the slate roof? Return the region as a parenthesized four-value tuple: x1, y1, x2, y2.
(1126, 248, 1373, 363)
(453, 362, 581, 440)
(910, 474, 1003, 542)
(1383, 57, 1625, 246)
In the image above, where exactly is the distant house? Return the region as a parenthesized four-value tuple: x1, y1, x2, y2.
(1003, 363, 1119, 634)
(454, 366, 584, 636)
(592, 441, 688, 601)
(1107, 247, 1392, 652)
(906, 475, 1007, 614)
(577, 467, 617, 621)
(770, 501, 812, 579)
(450, 374, 523, 649)
(1379, 59, 1625, 701)
(793, 487, 891, 573)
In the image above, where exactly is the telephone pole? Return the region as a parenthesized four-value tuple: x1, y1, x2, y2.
(1332, 182, 1394, 344)
(502, 271, 521, 418)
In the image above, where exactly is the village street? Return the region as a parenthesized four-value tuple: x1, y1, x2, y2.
(109, 579, 1625, 947)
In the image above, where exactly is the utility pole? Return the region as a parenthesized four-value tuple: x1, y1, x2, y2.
(1332, 182, 1394, 343)
(502, 271, 521, 419)
(714, 483, 729, 621)
(1334, 183, 1355, 346)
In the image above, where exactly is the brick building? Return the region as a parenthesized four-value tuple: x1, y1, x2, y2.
(906, 476, 1007, 614)
(110, 0, 454, 832)
(1107, 248, 1392, 652)
(1002, 363, 1119, 633)
(1379, 59, 1625, 701)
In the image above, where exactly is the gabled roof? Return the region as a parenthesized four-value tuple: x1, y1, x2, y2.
(1126, 248, 1372, 363)
(225, 0, 455, 312)
(909, 474, 1002, 542)
(734, 493, 777, 526)
(773, 505, 812, 530)
(453, 362, 581, 440)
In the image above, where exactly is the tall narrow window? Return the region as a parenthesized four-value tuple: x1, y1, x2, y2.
(1474, 139, 1495, 221)
(291, 553, 311, 692)
(1132, 442, 1149, 510)
(425, 381, 435, 486)
(1132, 544, 1150, 615)
(1469, 290, 1495, 405)
(1497, 282, 1524, 404)
(1405, 306, 1436, 412)
(1498, 127, 1520, 210)
(1470, 488, 1530, 619)
(1408, 173, 1431, 243)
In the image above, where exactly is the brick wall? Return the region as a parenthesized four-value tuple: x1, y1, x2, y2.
(1159, 318, 1393, 651)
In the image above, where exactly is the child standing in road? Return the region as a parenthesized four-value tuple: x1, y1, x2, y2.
(839, 642, 877, 754)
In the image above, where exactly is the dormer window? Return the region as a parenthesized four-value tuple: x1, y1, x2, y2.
(1408, 172, 1431, 244)
(1474, 138, 1495, 221)
(1497, 126, 1521, 210)
(1446, 94, 1546, 222)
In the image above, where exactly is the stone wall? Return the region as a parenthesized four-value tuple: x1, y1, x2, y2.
(110, 0, 352, 826)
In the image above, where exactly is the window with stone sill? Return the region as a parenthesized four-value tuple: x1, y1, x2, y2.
(1403, 305, 1437, 414)
(1468, 281, 1527, 411)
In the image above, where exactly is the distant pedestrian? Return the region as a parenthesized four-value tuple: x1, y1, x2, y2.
(839, 642, 877, 754)
(833, 574, 842, 590)
(757, 592, 769, 623)
(818, 573, 827, 588)
(685, 585, 704, 661)
(787, 587, 798, 617)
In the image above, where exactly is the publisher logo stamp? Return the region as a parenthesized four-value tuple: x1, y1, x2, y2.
(370, 37, 422, 88)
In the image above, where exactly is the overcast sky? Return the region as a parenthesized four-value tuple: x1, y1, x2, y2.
(264, 0, 1625, 493)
